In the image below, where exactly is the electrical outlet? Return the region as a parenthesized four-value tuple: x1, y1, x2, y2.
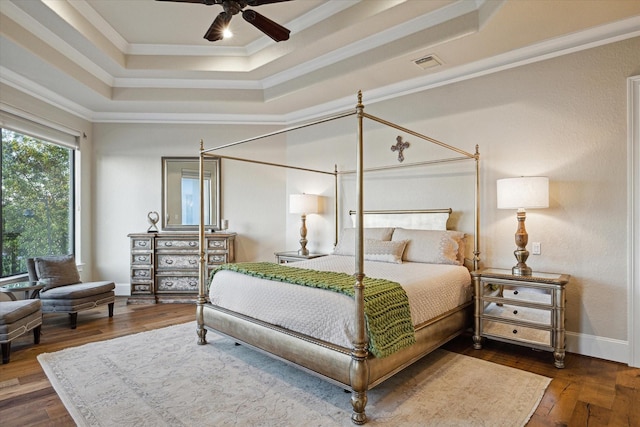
(532, 242, 541, 255)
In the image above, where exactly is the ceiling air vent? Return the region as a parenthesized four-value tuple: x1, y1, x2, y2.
(412, 54, 443, 70)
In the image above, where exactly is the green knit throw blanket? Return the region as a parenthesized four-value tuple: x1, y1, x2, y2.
(211, 262, 416, 358)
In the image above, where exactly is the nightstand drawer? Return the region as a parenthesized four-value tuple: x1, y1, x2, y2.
(483, 319, 552, 347)
(483, 302, 551, 327)
(482, 282, 552, 306)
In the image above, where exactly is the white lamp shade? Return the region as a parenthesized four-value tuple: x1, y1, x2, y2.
(497, 177, 549, 209)
(289, 194, 319, 214)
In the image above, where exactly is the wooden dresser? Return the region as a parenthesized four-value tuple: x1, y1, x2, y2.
(127, 232, 236, 303)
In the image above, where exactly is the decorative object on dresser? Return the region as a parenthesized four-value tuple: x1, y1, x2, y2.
(274, 251, 327, 264)
(128, 232, 235, 303)
(147, 211, 159, 232)
(289, 193, 320, 256)
(472, 268, 570, 368)
(497, 176, 549, 276)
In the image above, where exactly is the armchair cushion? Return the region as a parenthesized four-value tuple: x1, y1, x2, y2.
(33, 255, 81, 291)
(40, 281, 115, 300)
(0, 299, 41, 326)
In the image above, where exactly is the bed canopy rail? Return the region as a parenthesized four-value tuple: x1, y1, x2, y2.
(197, 91, 481, 425)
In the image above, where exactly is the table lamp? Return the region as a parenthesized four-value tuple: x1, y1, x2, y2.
(497, 176, 549, 276)
(289, 193, 319, 256)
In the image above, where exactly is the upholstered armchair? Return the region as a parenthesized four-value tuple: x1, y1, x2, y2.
(27, 255, 115, 329)
(0, 299, 42, 363)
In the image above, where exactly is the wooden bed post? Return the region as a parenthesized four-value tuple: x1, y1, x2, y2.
(350, 91, 369, 425)
(197, 139, 208, 345)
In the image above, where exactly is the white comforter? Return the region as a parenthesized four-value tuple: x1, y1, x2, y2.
(209, 255, 471, 349)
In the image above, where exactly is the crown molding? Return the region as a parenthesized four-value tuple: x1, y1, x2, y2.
(0, 67, 94, 122)
(2, 0, 114, 86)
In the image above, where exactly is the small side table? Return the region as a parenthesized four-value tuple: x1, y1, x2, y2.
(472, 268, 570, 368)
(0, 281, 45, 301)
(275, 251, 327, 264)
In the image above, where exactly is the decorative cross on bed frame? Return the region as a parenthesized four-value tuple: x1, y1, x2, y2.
(391, 136, 410, 162)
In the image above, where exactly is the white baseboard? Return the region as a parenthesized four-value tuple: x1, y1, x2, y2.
(115, 282, 131, 296)
(566, 331, 629, 365)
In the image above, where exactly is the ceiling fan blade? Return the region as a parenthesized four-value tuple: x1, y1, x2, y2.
(156, 0, 221, 4)
(242, 9, 290, 42)
(204, 11, 231, 42)
(246, 0, 294, 6)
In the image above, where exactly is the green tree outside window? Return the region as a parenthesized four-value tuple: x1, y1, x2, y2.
(1, 129, 74, 277)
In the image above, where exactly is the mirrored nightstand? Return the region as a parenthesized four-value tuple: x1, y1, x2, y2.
(472, 268, 570, 368)
(274, 251, 327, 264)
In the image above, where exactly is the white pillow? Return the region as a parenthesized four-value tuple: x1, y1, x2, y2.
(392, 228, 465, 265)
(333, 227, 394, 256)
(363, 239, 408, 264)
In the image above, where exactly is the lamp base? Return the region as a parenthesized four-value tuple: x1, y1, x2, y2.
(298, 214, 309, 257)
(511, 210, 533, 276)
(512, 265, 532, 276)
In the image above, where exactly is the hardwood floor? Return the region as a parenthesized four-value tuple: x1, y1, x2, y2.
(1, 298, 638, 426)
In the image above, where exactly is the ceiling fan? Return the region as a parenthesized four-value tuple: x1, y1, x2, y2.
(156, 0, 293, 43)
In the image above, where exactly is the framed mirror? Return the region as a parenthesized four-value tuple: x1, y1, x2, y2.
(161, 157, 221, 231)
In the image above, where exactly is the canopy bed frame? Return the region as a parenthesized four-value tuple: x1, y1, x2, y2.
(196, 92, 480, 424)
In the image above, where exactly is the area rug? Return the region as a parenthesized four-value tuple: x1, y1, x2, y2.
(38, 322, 550, 426)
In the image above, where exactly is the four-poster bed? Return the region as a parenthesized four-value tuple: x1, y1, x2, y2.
(196, 92, 480, 424)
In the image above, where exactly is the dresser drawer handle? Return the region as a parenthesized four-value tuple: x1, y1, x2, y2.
(513, 310, 518, 315)
(135, 271, 148, 277)
(165, 242, 173, 247)
(189, 241, 197, 247)
(212, 241, 223, 247)
(189, 281, 197, 287)
(513, 290, 519, 295)
(165, 281, 173, 287)
(136, 256, 147, 261)
(512, 329, 518, 334)
(137, 241, 147, 247)
(189, 260, 197, 265)
(165, 259, 174, 265)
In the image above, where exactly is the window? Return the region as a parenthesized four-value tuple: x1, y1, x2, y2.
(1, 129, 75, 278)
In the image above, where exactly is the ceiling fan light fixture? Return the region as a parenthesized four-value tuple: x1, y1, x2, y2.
(158, 0, 292, 43)
(204, 10, 231, 41)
